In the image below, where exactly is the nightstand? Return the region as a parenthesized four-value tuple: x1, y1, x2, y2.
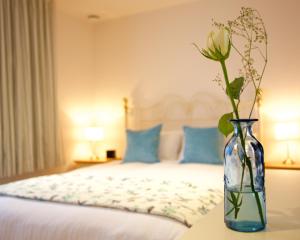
(265, 161, 300, 170)
(72, 158, 122, 169)
(74, 159, 108, 164)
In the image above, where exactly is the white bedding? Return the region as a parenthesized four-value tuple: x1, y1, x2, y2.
(0, 161, 223, 240)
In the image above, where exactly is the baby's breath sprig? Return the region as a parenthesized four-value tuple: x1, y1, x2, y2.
(213, 7, 268, 117)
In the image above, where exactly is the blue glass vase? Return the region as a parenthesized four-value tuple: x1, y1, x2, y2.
(224, 119, 266, 232)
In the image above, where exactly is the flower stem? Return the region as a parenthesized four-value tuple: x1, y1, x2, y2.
(220, 60, 265, 226)
(220, 61, 240, 120)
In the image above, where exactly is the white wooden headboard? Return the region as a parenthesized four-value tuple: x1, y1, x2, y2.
(124, 92, 260, 132)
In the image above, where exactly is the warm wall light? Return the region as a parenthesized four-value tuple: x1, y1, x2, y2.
(84, 127, 104, 141)
(274, 122, 300, 164)
(84, 127, 104, 160)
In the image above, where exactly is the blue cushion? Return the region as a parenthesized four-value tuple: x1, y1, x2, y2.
(123, 124, 162, 163)
(180, 126, 223, 164)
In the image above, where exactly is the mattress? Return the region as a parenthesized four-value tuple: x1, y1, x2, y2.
(0, 161, 223, 240)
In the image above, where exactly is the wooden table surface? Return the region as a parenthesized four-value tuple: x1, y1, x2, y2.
(180, 169, 300, 240)
(265, 161, 300, 170)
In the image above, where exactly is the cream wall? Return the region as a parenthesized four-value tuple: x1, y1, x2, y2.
(93, 0, 300, 163)
(53, 7, 97, 163)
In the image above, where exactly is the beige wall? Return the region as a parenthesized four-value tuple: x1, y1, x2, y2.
(92, 0, 300, 163)
(53, 7, 96, 163)
(54, 0, 300, 163)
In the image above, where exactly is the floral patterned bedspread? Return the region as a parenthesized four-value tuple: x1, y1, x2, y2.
(0, 171, 223, 227)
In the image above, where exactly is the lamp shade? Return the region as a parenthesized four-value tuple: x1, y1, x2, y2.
(84, 127, 104, 141)
(274, 122, 300, 141)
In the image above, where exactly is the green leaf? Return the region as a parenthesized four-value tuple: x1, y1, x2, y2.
(218, 113, 234, 137)
(235, 207, 241, 219)
(225, 207, 235, 216)
(226, 192, 243, 219)
(226, 77, 244, 100)
(237, 197, 243, 207)
(230, 192, 237, 203)
(227, 196, 234, 205)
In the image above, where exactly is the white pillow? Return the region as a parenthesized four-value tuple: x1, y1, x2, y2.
(159, 131, 183, 161)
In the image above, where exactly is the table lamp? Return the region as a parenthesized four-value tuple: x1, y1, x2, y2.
(275, 122, 300, 164)
(84, 127, 104, 160)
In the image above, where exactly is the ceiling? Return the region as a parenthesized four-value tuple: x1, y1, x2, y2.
(55, 0, 198, 21)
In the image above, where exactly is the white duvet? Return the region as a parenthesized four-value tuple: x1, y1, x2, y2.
(0, 161, 223, 240)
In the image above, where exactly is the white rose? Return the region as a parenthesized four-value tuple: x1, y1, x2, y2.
(201, 27, 231, 61)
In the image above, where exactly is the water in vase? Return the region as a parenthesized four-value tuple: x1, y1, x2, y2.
(225, 185, 266, 232)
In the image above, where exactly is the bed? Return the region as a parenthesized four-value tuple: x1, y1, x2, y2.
(0, 161, 223, 240)
(0, 93, 258, 240)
